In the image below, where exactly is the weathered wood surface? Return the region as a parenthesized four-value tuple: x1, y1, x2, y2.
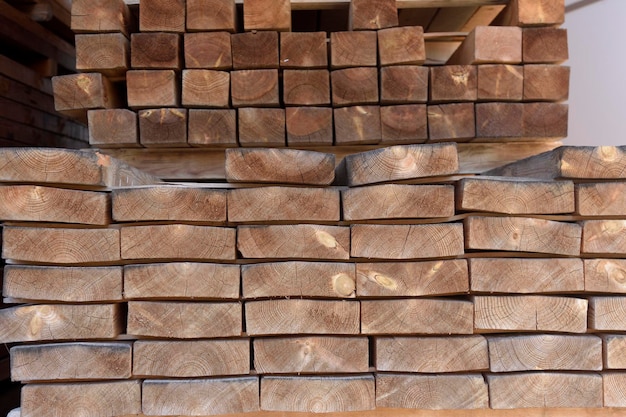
(243, 0, 291, 31)
(280, 32, 328, 68)
(188, 109, 237, 146)
(380, 104, 428, 144)
(589, 297, 626, 331)
(376, 374, 489, 410)
(186, 0, 237, 32)
(120, 225, 236, 260)
(261, 376, 375, 412)
(254, 336, 368, 374)
(457, 177, 574, 214)
(0, 304, 122, 343)
(283, 69, 330, 106)
(286, 107, 334, 145)
(582, 220, 626, 255)
(603, 373, 626, 407)
(375, 336, 488, 372)
(474, 295, 588, 333)
(429, 65, 477, 102)
(88, 109, 139, 148)
(142, 377, 259, 415)
(10, 342, 132, 382)
(523, 65, 570, 102)
(182, 70, 230, 108)
(577, 182, 626, 216)
(138, 108, 188, 147)
(139, 0, 185, 32)
(349, 0, 397, 29)
(427, 103, 476, 141)
(488, 334, 602, 372)
(3, 265, 123, 303)
(357, 260, 468, 297)
(72, 0, 134, 36)
(464, 216, 581, 256)
(330, 31, 377, 69)
(130, 32, 181, 69)
(126, 70, 179, 109)
(75, 33, 129, 79)
(494, 0, 565, 27)
(469, 258, 584, 293)
(238, 108, 286, 147)
(584, 259, 626, 293)
(333, 106, 382, 145)
(361, 299, 473, 334)
(113, 185, 227, 222)
(184, 32, 232, 69)
(231, 31, 279, 70)
(127, 301, 242, 338)
(447, 26, 521, 64)
(522, 28, 568, 63)
(124, 263, 240, 299)
(477, 64, 523, 101)
(245, 299, 360, 335)
(377, 26, 425, 66)
(133, 339, 249, 377)
(380, 66, 429, 104)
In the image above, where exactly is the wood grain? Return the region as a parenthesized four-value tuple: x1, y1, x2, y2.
(584, 259, 626, 293)
(238, 108, 286, 147)
(427, 103, 476, 141)
(447, 26, 521, 64)
(582, 220, 626, 255)
(280, 32, 328, 68)
(284, 69, 330, 106)
(429, 65, 477, 102)
(493, 0, 564, 27)
(230, 69, 279, 107)
(477, 64, 523, 101)
(126, 70, 179, 109)
(231, 31, 279, 70)
(377, 26, 425, 66)
(380, 66, 429, 104)
(139, 0, 185, 32)
(71, 0, 133, 36)
(603, 373, 626, 407)
(576, 182, 626, 216)
(182, 69, 230, 108)
(184, 32, 232, 69)
(333, 106, 382, 145)
(138, 108, 188, 147)
(286, 107, 334, 145)
(243, 0, 291, 31)
(130, 32, 181, 69)
(88, 109, 139, 148)
(603, 335, 626, 369)
(330, 31, 377, 69)
(186, 0, 237, 32)
(475, 102, 524, 139)
(188, 109, 237, 146)
(589, 297, 626, 331)
(522, 27, 568, 63)
(75, 33, 129, 79)
(380, 104, 428, 144)
(349, 0, 397, 30)
(523, 65, 570, 102)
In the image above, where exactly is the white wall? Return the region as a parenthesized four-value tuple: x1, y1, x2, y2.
(563, 0, 626, 146)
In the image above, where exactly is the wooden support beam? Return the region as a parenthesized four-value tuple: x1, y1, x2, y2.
(186, 0, 237, 32)
(88, 109, 139, 148)
(243, 0, 291, 31)
(582, 220, 626, 256)
(52, 73, 121, 122)
(130, 32, 181, 69)
(523, 64, 570, 101)
(475, 102, 524, 139)
(230, 69, 280, 107)
(576, 182, 626, 216)
(182, 70, 230, 108)
(184, 32, 233, 69)
(377, 26, 425, 66)
(585, 259, 626, 293)
(427, 103, 476, 141)
(139, 0, 185, 32)
(283, 70, 330, 106)
(589, 297, 626, 331)
(380, 104, 428, 144)
(280, 32, 328, 68)
(333, 106, 382, 145)
(188, 109, 237, 147)
(604, 373, 626, 408)
(447, 26, 522, 64)
(72, 0, 133, 36)
(349, 0, 397, 29)
(522, 27, 568, 63)
(238, 108, 286, 146)
(330, 31, 378, 69)
(380, 66, 429, 104)
(493, 0, 565, 27)
(127, 70, 179, 109)
(286, 107, 334, 145)
(231, 31, 279, 70)
(477, 64, 523, 101)
(138, 108, 188, 147)
(459, 4, 506, 31)
(331, 67, 379, 107)
(603, 335, 626, 369)
(75, 33, 129, 80)
(430, 65, 477, 102)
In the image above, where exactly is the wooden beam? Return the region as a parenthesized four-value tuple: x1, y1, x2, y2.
(584, 259, 626, 293)
(52, 73, 121, 122)
(238, 108, 286, 146)
(333, 106, 382, 145)
(126, 70, 179, 109)
(430, 65, 477, 102)
(523, 64, 570, 101)
(243, 0, 291, 31)
(330, 31, 378, 69)
(477, 64, 523, 101)
(427, 103, 476, 141)
(604, 373, 626, 408)
(380, 66, 429, 104)
(378, 26, 425, 66)
(284, 69, 330, 106)
(603, 335, 626, 369)
(331, 68, 379, 107)
(88, 109, 139, 148)
(582, 220, 626, 256)
(188, 109, 237, 147)
(139, 0, 185, 32)
(130, 32, 182, 69)
(522, 27, 568, 63)
(447, 26, 521, 64)
(280, 32, 328, 68)
(349, 0, 398, 29)
(286, 107, 334, 145)
(493, 0, 565, 27)
(186, 0, 237, 32)
(231, 31, 279, 70)
(230, 69, 280, 107)
(75, 33, 129, 80)
(184, 32, 232, 70)
(126, 0, 509, 9)
(589, 297, 626, 331)
(576, 182, 626, 216)
(72, 0, 134, 36)
(381, 104, 428, 144)
(138, 108, 188, 147)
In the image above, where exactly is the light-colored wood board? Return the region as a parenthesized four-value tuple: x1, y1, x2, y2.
(583, 220, 626, 255)
(585, 259, 626, 293)
(603, 335, 626, 369)
(589, 297, 626, 331)
(576, 182, 626, 216)
(427, 6, 478, 32)
(459, 4, 505, 31)
(604, 373, 626, 407)
(447, 26, 521, 64)
(126, 70, 179, 109)
(72, 0, 134, 36)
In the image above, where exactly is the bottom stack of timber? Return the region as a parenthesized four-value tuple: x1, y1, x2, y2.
(4, 146, 626, 416)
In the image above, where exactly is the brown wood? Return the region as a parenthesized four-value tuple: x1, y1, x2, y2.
(377, 374, 489, 410)
(577, 182, 626, 216)
(124, 262, 240, 300)
(357, 259, 467, 297)
(604, 373, 626, 407)
(375, 336, 488, 372)
(231, 31, 279, 70)
(0, 303, 122, 343)
(522, 28, 568, 63)
(3, 226, 120, 264)
(254, 336, 368, 374)
(344, 143, 458, 186)
(126, 70, 179, 109)
(457, 176, 575, 214)
(142, 377, 259, 415)
(238, 224, 350, 259)
(262, 376, 375, 412)
(474, 295, 588, 333)
(113, 185, 226, 222)
(238, 108, 286, 146)
(447, 26, 522, 64)
(380, 66, 429, 104)
(331, 67, 379, 107)
(280, 32, 328, 68)
(585, 259, 626, 293)
(71, 0, 133, 36)
(493, 0, 565, 27)
(139, 0, 185, 32)
(469, 258, 584, 293)
(427, 103, 476, 141)
(52, 73, 120, 122)
(186, 0, 237, 32)
(182, 69, 230, 108)
(231, 69, 280, 107)
(283, 70, 330, 106)
(334, 106, 382, 145)
(243, 0, 291, 31)
(460, 5, 506, 31)
(3, 265, 122, 303)
(477, 64, 524, 101)
(10, 342, 131, 382)
(21, 380, 141, 417)
(426, 6, 477, 32)
(138, 108, 188, 147)
(603, 335, 626, 369)
(582, 220, 626, 255)
(184, 32, 233, 70)
(488, 334, 602, 372)
(465, 216, 581, 256)
(475, 102, 524, 139)
(429, 65, 477, 102)
(188, 109, 237, 146)
(380, 104, 428, 144)
(242, 261, 355, 298)
(487, 373, 602, 409)
(349, 0, 397, 29)
(589, 297, 626, 331)
(330, 31, 377, 69)
(523, 64, 570, 101)
(377, 26, 424, 66)
(130, 32, 181, 69)
(133, 339, 249, 377)
(362, 299, 473, 334)
(121, 224, 236, 260)
(88, 109, 139, 148)
(286, 107, 334, 145)
(225, 148, 335, 184)
(229, 186, 340, 223)
(523, 102, 568, 140)
(127, 301, 241, 338)
(246, 299, 360, 335)
(75, 33, 129, 80)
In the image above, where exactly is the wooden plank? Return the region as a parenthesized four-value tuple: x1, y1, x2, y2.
(0, 73, 55, 117)
(589, 297, 626, 331)
(523, 65, 570, 102)
(113, 185, 226, 222)
(225, 148, 335, 184)
(243, 0, 291, 31)
(10, 342, 132, 382)
(447, 26, 522, 64)
(585, 259, 626, 293)
(487, 373, 602, 409)
(522, 102, 568, 140)
(120, 224, 236, 260)
(604, 373, 626, 407)
(429, 65, 477, 102)
(126, 0, 510, 8)
(286, 107, 334, 145)
(126, 70, 179, 109)
(133, 339, 249, 377)
(284, 69, 330, 106)
(427, 103, 476, 141)
(582, 220, 626, 256)
(427, 6, 477, 32)
(488, 334, 602, 373)
(477, 64, 523, 101)
(377, 26, 425, 66)
(362, 299, 473, 334)
(186, 0, 237, 32)
(21, 381, 141, 417)
(262, 376, 375, 412)
(238, 108, 286, 146)
(254, 336, 368, 374)
(139, 0, 185, 32)
(0, 117, 87, 149)
(334, 106, 382, 145)
(127, 301, 242, 338)
(0, 55, 52, 95)
(380, 66, 429, 104)
(474, 295, 588, 333)
(464, 216, 581, 256)
(72, 0, 133, 36)
(3, 226, 120, 264)
(352, 223, 464, 259)
(493, 0, 565, 27)
(457, 176, 574, 214)
(459, 4, 506, 31)
(475, 102, 524, 139)
(143, 377, 259, 415)
(469, 258, 584, 293)
(231, 31, 279, 70)
(130, 32, 181, 69)
(376, 374, 488, 410)
(52, 73, 121, 122)
(330, 31, 377, 69)
(522, 28, 568, 64)
(375, 336, 488, 372)
(380, 104, 428, 144)
(344, 143, 458, 186)
(331, 68, 379, 107)
(88, 109, 138, 148)
(3, 265, 123, 302)
(357, 259, 467, 297)
(138, 108, 188, 147)
(577, 182, 626, 216)
(188, 109, 237, 147)
(75, 33, 129, 80)
(343, 184, 454, 220)
(124, 262, 240, 299)
(349, 0, 397, 29)
(603, 335, 626, 369)
(242, 261, 355, 298)
(280, 32, 328, 68)
(0, 304, 122, 343)
(184, 32, 233, 69)
(231, 69, 280, 107)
